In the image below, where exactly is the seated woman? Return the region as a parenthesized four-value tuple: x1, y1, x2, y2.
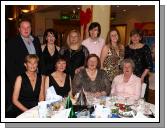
(72, 54, 111, 98)
(45, 55, 71, 98)
(12, 54, 45, 117)
(111, 58, 142, 102)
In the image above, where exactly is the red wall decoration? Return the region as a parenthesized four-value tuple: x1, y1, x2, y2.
(80, 8, 92, 39)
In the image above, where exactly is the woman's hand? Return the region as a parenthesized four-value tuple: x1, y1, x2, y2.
(75, 66, 84, 74)
(94, 91, 106, 98)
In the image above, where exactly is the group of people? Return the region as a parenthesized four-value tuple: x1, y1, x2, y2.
(5, 18, 153, 118)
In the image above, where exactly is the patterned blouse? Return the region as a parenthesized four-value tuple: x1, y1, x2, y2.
(124, 44, 153, 77)
(72, 69, 111, 96)
(103, 46, 124, 82)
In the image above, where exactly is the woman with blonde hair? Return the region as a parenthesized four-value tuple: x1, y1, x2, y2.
(11, 54, 45, 117)
(59, 29, 89, 79)
(100, 28, 124, 82)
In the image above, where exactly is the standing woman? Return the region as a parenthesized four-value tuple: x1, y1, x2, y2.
(59, 29, 89, 79)
(12, 54, 45, 117)
(82, 22, 105, 57)
(42, 28, 60, 76)
(124, 29, 153, 101)
(44, 55, 71, 98)
(100, 28, 124, 82)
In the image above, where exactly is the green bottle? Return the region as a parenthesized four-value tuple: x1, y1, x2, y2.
(65, 96, 72, 109)
(68, 106, 77, 118)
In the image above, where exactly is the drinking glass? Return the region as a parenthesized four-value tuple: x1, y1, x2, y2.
(76, 109, 90, 118)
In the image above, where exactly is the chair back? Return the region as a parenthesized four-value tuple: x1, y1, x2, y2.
(141, 83, 147, 98)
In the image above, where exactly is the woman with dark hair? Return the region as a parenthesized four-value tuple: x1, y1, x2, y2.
(124, 28, 153, 101)
(72, 54, 111, 98)
(100, 28, 124, 82)
(82, 22, 105, 57)
(42, 28, 60, 75)
(44, 55, 71, 98)
(59, 29, 89, 79)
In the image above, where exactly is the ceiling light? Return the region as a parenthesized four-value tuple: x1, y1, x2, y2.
(73, 9, 76, 14)
(21, 9, 30, 13)
(123, 9, 126, 12)
(8, 18, 14, 20)
(116, 5, 119, 7)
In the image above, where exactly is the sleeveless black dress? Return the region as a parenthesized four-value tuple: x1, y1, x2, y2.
(11, 73, 42, 117)
(49, 74, 71, 97)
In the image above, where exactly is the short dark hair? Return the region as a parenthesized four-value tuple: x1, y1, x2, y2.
(54, 55, 67, 71)
(43, 28, 58, 45)
(88, 22, 101, 37)
(18, 18, 31, 28)
(84, 54, 101, 69)
(130, 28, 143, 43)
(54, 55, 67, 66)
(130, 28, 143, 38)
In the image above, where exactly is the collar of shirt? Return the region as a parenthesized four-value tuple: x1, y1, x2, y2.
(89, 37, 101, 44)
(21, 35, 34, 44)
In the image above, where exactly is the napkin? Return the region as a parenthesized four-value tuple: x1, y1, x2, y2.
(46, 86, 62, 101)
(134, 111, 148, 118)
(94, 105, 111, 118)
(38, 101, 48, 118)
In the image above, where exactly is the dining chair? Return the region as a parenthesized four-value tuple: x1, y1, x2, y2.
(141, 83, 147, 98)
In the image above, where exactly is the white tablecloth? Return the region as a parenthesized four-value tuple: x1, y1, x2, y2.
(17, 98, 155, 118)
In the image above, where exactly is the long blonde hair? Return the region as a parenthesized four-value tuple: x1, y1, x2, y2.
(66, 29, 81, 47)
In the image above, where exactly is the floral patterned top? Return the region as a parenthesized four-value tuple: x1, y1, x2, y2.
(103, 46, 124, 82)
(72, 69, 111, 96)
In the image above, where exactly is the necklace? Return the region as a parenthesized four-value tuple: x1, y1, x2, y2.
(53, 72, 65, 83)
(48, 44, 55, 50)
(58, 78, 64, 83)
(48, 45, 55, 55)
(26, 72, 37, 82)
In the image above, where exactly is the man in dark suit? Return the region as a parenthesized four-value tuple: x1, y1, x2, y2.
(5, 18, 43, 117)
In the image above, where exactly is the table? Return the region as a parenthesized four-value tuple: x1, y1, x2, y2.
(17, 97, 155, 118)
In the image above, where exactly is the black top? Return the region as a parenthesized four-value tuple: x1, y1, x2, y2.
(124, 44, 153, 77)
(19, 73, 42, 109)
(42, 46, 59, 75)
(59, 45, 89, 79)
(49, 74, 71, 97)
